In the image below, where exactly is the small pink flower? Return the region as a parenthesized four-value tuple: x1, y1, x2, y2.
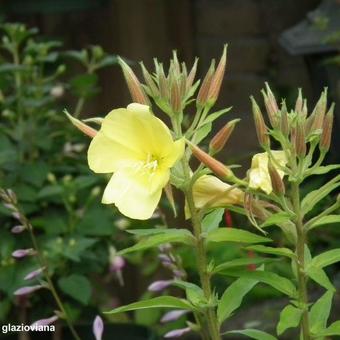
(148, 280, 173, 292)
(24, 267, 45, 281)
(164, 327, 191, 338)
(93, 315, 104, 340)
(31, 315, 58, 327)
(14, 285, 43, 296)
(12, 248, 35, 259)
(161, 310, 189, 323)
(11, 225, 25, 234)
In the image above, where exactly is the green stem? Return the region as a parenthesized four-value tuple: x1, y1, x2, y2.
(291, 182, 311, 340)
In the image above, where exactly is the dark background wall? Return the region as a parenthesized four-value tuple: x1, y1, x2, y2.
(4, 0, 330, 167)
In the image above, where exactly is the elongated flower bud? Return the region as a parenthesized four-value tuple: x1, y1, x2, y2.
(148, 280, 173, 292)
(280, 101, 289, 135)
(186, 58, 198, 92)
(262, 83, 279, 127)
(170, 80, 181, 113)
(11, 225, 25, 234)
(164, 327, 191, 338)
(161, 310, 189, 323)
(294, 119, 306, 157)
(268, 161, 285, 195)
(207, 44, 227, 105)
(295, 88, 303, 114)
(310, 89, 328, 133)
(140, 62, 159, 97)
(24, 267, 45, 281)
(209, 119, 240, 153)
(65, 111, 97, 138)
(93, 315, 104, 340)
(12, 248, 36, 259)
(118, 57, 149, 105)
(31, 315, 58, 327)
(197, 60, 215, 107)
(158, 64, 169, 99)
(251, 96, 270, 147)
(189, 143, 233, 178)
(320, 103, 334, 152)
(14, 285, 43, 296)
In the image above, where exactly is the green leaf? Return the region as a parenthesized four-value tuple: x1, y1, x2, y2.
(105, 296, 192, 314)
(277, 304, 302, 335)
(220, 271, 297, 298)
(202, 208, 224, 232)
(308, 248, 340, 269)
(217, 277, 258, 323)
(126, 228, 176, 236)
(309, 291, 334, 333)
(213, 257, 273, 274)
(58, 274, 92, 305)
(173, 281, 206, 306)
(37, 185, 63, 199)
(307, 266, 336, 292)
(301, 175, 340, 215)
(310, 164, 340, 175)
(119, 229, 194, 255)
(206, 228, 271, 244)
(260, 212, 292, 228)
(224, 329, 277, 340)
(307, 215, 340, 231)
(201, 107, 232, 125)
(245, 245, 296, 259)
(70, 73, 99, 98)
(194, 122, 212, 143)
(315, 321, 340, 337)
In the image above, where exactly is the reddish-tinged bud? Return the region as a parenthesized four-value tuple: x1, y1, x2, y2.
(186, 58, 198, 92)
(140, 62, 159, 97)
(190, 143, 233, 178)
(262, 83, 279, 127)
(320, 103, 334, 152)
(118, 57, 149, 105)
(268, 161, 285, 195)
(295, 88, 303, 114)
(170, 80, 181, 113)
(251, 96, 270, 147)
(197, 60, 215, 107)
(310, 89, 327, 132)
(209, 118, 240, 154)
(65, 111, 97, 138)
(294, 119, 306, 157)
(158, 64, 169, 99)
(207, 44, 227, 105)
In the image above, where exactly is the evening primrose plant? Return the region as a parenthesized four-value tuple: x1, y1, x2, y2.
(67, 47, 339, 340)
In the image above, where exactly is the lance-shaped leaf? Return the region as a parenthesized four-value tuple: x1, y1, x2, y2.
(307, 266, 335, 292)
(223, 329, 277, 340)
(206, 228, 271, 244)
(277, 304, 303, 335)
(308, 248, 340, 270)
(245, 245, 296, 259)
(119, 229, 194, 255)
(309, 291, 334, 334)
(217, 277, 259, 324)
(105, 296, 193, 314)
(301, 175, 340, 215)
(307, 215, 340, 231)
(309, 164, 340, 175)
(314, 321, 340, 337)
(213, 257, 273, 274)
(260, 212, 292, 228)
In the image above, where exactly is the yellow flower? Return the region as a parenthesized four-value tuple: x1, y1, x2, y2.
(192, 175, 244, 209)
(88, 103, 184, 220)
(248, 150, 287, 194)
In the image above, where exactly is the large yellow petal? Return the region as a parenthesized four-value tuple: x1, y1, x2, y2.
(249, 168, 272, 194)
(162, 138, 185, 168)
(101, 167, 164, 220)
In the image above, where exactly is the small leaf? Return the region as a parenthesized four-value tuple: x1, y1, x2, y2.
(245, 245, 296, 259)
(260, 212, 292, 228)
(277, 304, 302, 335)
(119, 230, 194, 255)
(213, 257, 273, 274)
(217, 277, 258, 323)
(315, 321, 340, 337)
(201, 107, 232, 125)
(224, 329, 277, 340)
(220, 271, 297, 298)
(307, 266, 336, 292)
(58, 274, 92, 305)
(202, 208, 224, 232)
(301, 175, 340, 215)
(173, 281, 206, 306)
(309, 291, 334, 333)
(206, 228, 271, 244)
(105, 296, 192, 314)
(308, 248, 340, 269)
(310, 164, 340, 175)
(194, 122, 212, 143)
(307, 215, 340, 231)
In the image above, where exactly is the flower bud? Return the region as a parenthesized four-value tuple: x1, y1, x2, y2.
(189, 143, 233, 179)
(164, 327, 191, 338)
(31, 315, 58, 327)
(196, 60, 215, 107)
(209, 119, 240, 154)
(170, 80, 181, 113)
(118, 57, 149, 105)
(268, 161, 285, 195)
(294, 119, 306, 157)
(280, 100, 289, 135)
(262, 83, 279, 127)
(295, 88, 303, 114)
(65, 111, 97, 138)
(14, 285, 43, 296)
(320, 103, 334, 152)
(140, 62, 159, 97)
(12, 248, 35, 259)
(251, 96, 270, 147)
(93, 315, 104, 340)
(110, 256, 125, 273)
(161, 310, 189, 323)
(186, 58, 198, 92)
(158, 64, 169, 99)
(207, 44, 227, 105)
(310, 89, 328, 132)
(148, 280, 173, 292)
(24, 267, 45, 281)
(11, 225, 25, 234)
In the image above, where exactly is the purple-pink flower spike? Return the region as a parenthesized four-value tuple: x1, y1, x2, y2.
(161, 310, 189, 323)
(14, 285, 43, 296)
(93, 315, 104, 340)
(31, 315, 58, 327)
(164, 327, 191, 338)
(147, 280, 173, 292)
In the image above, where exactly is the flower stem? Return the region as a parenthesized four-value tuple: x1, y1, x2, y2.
(291, 182, 311, 340)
